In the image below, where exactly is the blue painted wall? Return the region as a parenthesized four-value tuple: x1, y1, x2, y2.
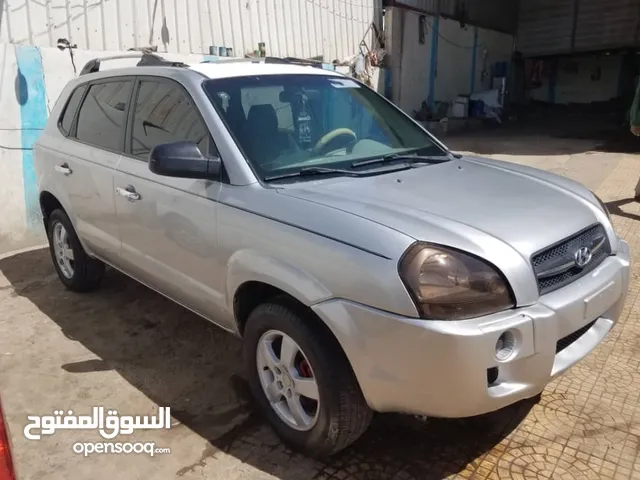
(15, 45, 48, 230)
(470, 27, 479, 94)
(427, 16, 440, 109)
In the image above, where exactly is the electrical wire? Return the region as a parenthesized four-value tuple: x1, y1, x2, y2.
(389, 7, 486, 52)
(293, 2, 482, 52)
(402, 8, 484, 51)
(303, 0, 378, 9)
(301, 0, 379, 22)
(424, 18, 483, 51)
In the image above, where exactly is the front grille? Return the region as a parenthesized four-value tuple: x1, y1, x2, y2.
(532, 224, 611, 295)
(556, 320, 596, 354)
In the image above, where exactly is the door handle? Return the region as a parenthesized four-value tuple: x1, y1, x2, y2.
(54, 163, 72, 175)
(115, 186, 141, 202)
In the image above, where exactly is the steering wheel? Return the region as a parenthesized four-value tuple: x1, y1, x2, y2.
(313, 128, 357, 155)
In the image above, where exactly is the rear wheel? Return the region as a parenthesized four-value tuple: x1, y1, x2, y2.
(243, 298, 373, 458)
(47, 209, 105, 292)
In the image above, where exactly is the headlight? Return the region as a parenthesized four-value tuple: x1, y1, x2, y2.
(591, 192, 611, 220)
(399, 243, 515, 320)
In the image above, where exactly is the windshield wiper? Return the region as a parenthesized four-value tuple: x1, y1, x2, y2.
(352, 153, 450, 168)
(264, 166, 370, 182)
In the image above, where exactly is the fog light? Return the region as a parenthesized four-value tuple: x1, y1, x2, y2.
(495, 331, 516, 361)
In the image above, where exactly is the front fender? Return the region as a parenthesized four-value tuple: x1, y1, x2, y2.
(226, 249, 334, 309)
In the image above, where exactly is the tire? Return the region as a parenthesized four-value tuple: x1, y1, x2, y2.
(243, 297, 373, 458)
(47, 209, 105, 292)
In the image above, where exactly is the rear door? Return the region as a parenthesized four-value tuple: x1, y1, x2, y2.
(51, 78, 133, 260)
(113, 76, 226, 320)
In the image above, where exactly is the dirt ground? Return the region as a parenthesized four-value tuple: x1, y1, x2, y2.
(1, 131, 640, 480)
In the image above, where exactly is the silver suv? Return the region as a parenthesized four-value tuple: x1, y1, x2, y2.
(35, 53, 630, 457)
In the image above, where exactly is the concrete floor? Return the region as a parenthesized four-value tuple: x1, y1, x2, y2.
(1, 132, 640, 480)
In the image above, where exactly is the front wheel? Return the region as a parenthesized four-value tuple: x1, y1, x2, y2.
(243, 299, 373, 458)
(47, 209, 105, 292)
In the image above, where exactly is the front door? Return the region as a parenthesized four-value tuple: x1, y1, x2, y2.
(113, 77, 226, 322)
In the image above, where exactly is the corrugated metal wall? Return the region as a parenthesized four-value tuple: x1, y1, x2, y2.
(516, 0, 640, 57)
(1, 0, 382, 62)
(389, 0, 518, 34)
(516, 0, 575, 56)
(573, 0, 640, 52)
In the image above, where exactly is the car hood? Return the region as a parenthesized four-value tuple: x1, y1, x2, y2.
(277, 156, 603, 261)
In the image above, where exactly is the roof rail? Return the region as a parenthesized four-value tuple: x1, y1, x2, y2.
(200, 55, 327, 69)
(79, 52, 188, 76)
(200, 57, 264, 64)
(264, 56, 325, 68)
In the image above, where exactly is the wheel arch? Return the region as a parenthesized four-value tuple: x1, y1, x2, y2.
(227, 249, 334, 334)
(39, 190, 65, 228)
(39, 190, 91, 255)
(233, 279, 368, 409)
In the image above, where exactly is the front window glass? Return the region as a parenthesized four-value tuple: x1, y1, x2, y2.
(131, 80, 213, 159)
(203, 74, 446, 180)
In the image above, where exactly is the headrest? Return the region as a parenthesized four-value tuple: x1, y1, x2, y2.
(247, 104, 278, 129)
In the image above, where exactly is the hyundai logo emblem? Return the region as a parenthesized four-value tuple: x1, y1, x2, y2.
(574, 246, 593, 268)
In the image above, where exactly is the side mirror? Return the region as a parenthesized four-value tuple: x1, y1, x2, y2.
(148, 141, 221, 180)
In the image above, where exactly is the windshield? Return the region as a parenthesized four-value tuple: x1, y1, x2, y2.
(202, 74, 447, 180)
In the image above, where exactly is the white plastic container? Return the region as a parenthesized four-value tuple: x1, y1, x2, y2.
(452, 96, 469, 118)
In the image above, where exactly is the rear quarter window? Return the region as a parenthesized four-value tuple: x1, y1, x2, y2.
(58, 85, 87, 136)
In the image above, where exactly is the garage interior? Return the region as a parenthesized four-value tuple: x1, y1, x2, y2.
(387, 0, 640, 152)
(511, 0, 640, 151)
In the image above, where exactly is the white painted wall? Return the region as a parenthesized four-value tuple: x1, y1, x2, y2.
(475, 27, 514, 91)
(433, 20, 475, 107)
(529, 54, 622, 104)
(393, 10, 432, 114)
(0, 44, 29, 250)
(388, 8, 514, 115)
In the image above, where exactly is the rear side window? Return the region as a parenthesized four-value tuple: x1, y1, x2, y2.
(59, 85, 86, 136)
(76, 80, 133, 152)
(130, 79, 213, 159)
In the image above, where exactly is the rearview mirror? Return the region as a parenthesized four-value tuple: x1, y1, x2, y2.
(149, 141, 221, 180)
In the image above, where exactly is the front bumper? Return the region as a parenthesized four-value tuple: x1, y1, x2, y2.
(312, 239, 631, 418)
